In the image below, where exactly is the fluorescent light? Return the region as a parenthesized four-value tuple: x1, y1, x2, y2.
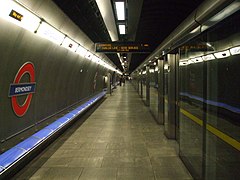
(155, 67, 158, 71)
(97, 57, 102, 65)
(188, 59, 194, 64)
(0, 0, 40, 32)
(92, 55, 101, 64)
(37, 22, 65, 45)
(202, 54, 215, 61)
(230, 46, 240, 55)
(95, 0, 119, 41)
(164, 64, 169, 69)
(214, 50, 230, 59)
(97, 58, 104, 65)
(191, 57, 203, 63)
(76, 45, 88, 57)
(149, 69, 154, 73)
(119, 24, 125, 34)
(179, 61, 188, 66)
(190, 26, 200, 34)
(61, 37, 78, 52)
(206, 43, 212, 47)
(117, 70, 122, 75)
(85, 51, 93, 60)
(115, 2, 125, 20)
(209, 2, 240, 22)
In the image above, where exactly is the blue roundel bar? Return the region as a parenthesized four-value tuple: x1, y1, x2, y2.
(0, 91, 106, 175)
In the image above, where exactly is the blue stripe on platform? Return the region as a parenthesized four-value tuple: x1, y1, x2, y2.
(45, 122, 62, 131)
(0, 91, 106, 175)
(0, 147, 26, 169)
(54, 117, 70, 126)
(180, 92, 240, 114)
(16, 136, 41, 151)
(32, 128, 54, 140)
(64, 113, 76, 119)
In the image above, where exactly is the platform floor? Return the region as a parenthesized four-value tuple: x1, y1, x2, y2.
(14, 83, 192, 180)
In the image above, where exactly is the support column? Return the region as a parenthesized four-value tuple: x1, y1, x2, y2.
(146, 66, 150, 106)
(158, 59, 164, 125)
(107, 73, 112, 95)
(165, 54, 176, 139)
(140, 70, 143, 98)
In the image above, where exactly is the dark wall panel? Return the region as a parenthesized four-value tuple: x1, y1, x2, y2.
(0, 1, 110, 152)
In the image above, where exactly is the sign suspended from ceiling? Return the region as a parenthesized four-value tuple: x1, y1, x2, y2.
(95, 42, 151, 53)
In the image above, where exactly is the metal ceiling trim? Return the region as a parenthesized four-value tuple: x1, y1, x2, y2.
(134, 0, 238, 72)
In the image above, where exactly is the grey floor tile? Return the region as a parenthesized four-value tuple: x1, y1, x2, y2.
(148, 147, 178, 157)
(134, 157, 152, 168)
(79, 167, 117, 180)
(154, 166, 193, 179)
(26, 168, 50, 180)
(13, 83, 192, 180)
(90, 149, 120, 157)
(117, 176, 155, 180)
(101, 157, 135, 168)
(50, 149, 92, 158)
(68, 157, 103, 167)
(29, 167, 83, 180)
(42, 157, 72, 167)
(13, 167, 41, 179)
(120, 148, 148, 157)
(117, 167, 155, 179)
(151, 156, 185, 169)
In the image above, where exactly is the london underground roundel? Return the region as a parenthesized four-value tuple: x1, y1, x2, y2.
(9, 62, 36, 117)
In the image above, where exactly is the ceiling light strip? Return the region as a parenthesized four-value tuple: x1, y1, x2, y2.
(0, 0, 122, 74)
(115, 2, 125, 20)
(119, 24, 126, 34)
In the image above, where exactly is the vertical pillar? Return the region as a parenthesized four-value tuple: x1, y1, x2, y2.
(140, 70, 143, 98)
(112, 72, 116, 88)
(107, 73, 112, 95)
(137, 73, 139, 92)
(175, 53, 180, 142)
(158, 59, 164, 124)
(146, 66, 150, 106)
(165, 54, 176, 139)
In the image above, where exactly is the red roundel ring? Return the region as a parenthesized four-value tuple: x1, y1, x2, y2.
(11, 62, 35, 117)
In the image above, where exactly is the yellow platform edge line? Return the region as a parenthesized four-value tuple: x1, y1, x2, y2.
(180, 109, 203, 126)
(180, 108, 240, 151)
(206, 124, 240, 151)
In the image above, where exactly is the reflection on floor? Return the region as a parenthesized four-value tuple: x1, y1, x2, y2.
(14, 82, 192, 180)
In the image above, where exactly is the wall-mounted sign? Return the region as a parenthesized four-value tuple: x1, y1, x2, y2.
(9, 62, 36, 117)
(0, 1, 40, 32)
(9, 10, 23, 21)
(37, 22, 65, 45)
(95, 42, 151, 53)
(61, 37, 78, 52)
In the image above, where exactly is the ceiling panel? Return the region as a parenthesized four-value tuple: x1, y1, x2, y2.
(53, 0, 204, 72)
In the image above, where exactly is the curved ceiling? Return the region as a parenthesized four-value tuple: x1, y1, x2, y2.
(53, 0, 204, 73)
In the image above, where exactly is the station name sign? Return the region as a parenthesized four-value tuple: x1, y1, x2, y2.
(95, 42, 151, 53)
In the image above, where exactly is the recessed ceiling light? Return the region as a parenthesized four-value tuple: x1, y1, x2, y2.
(115, 2, 125, 20)
(119, 24, 125, 34)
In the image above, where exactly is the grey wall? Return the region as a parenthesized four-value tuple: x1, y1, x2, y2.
(0, 0, 113, 152)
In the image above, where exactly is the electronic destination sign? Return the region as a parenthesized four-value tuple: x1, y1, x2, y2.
(95, 42, 151, 53)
